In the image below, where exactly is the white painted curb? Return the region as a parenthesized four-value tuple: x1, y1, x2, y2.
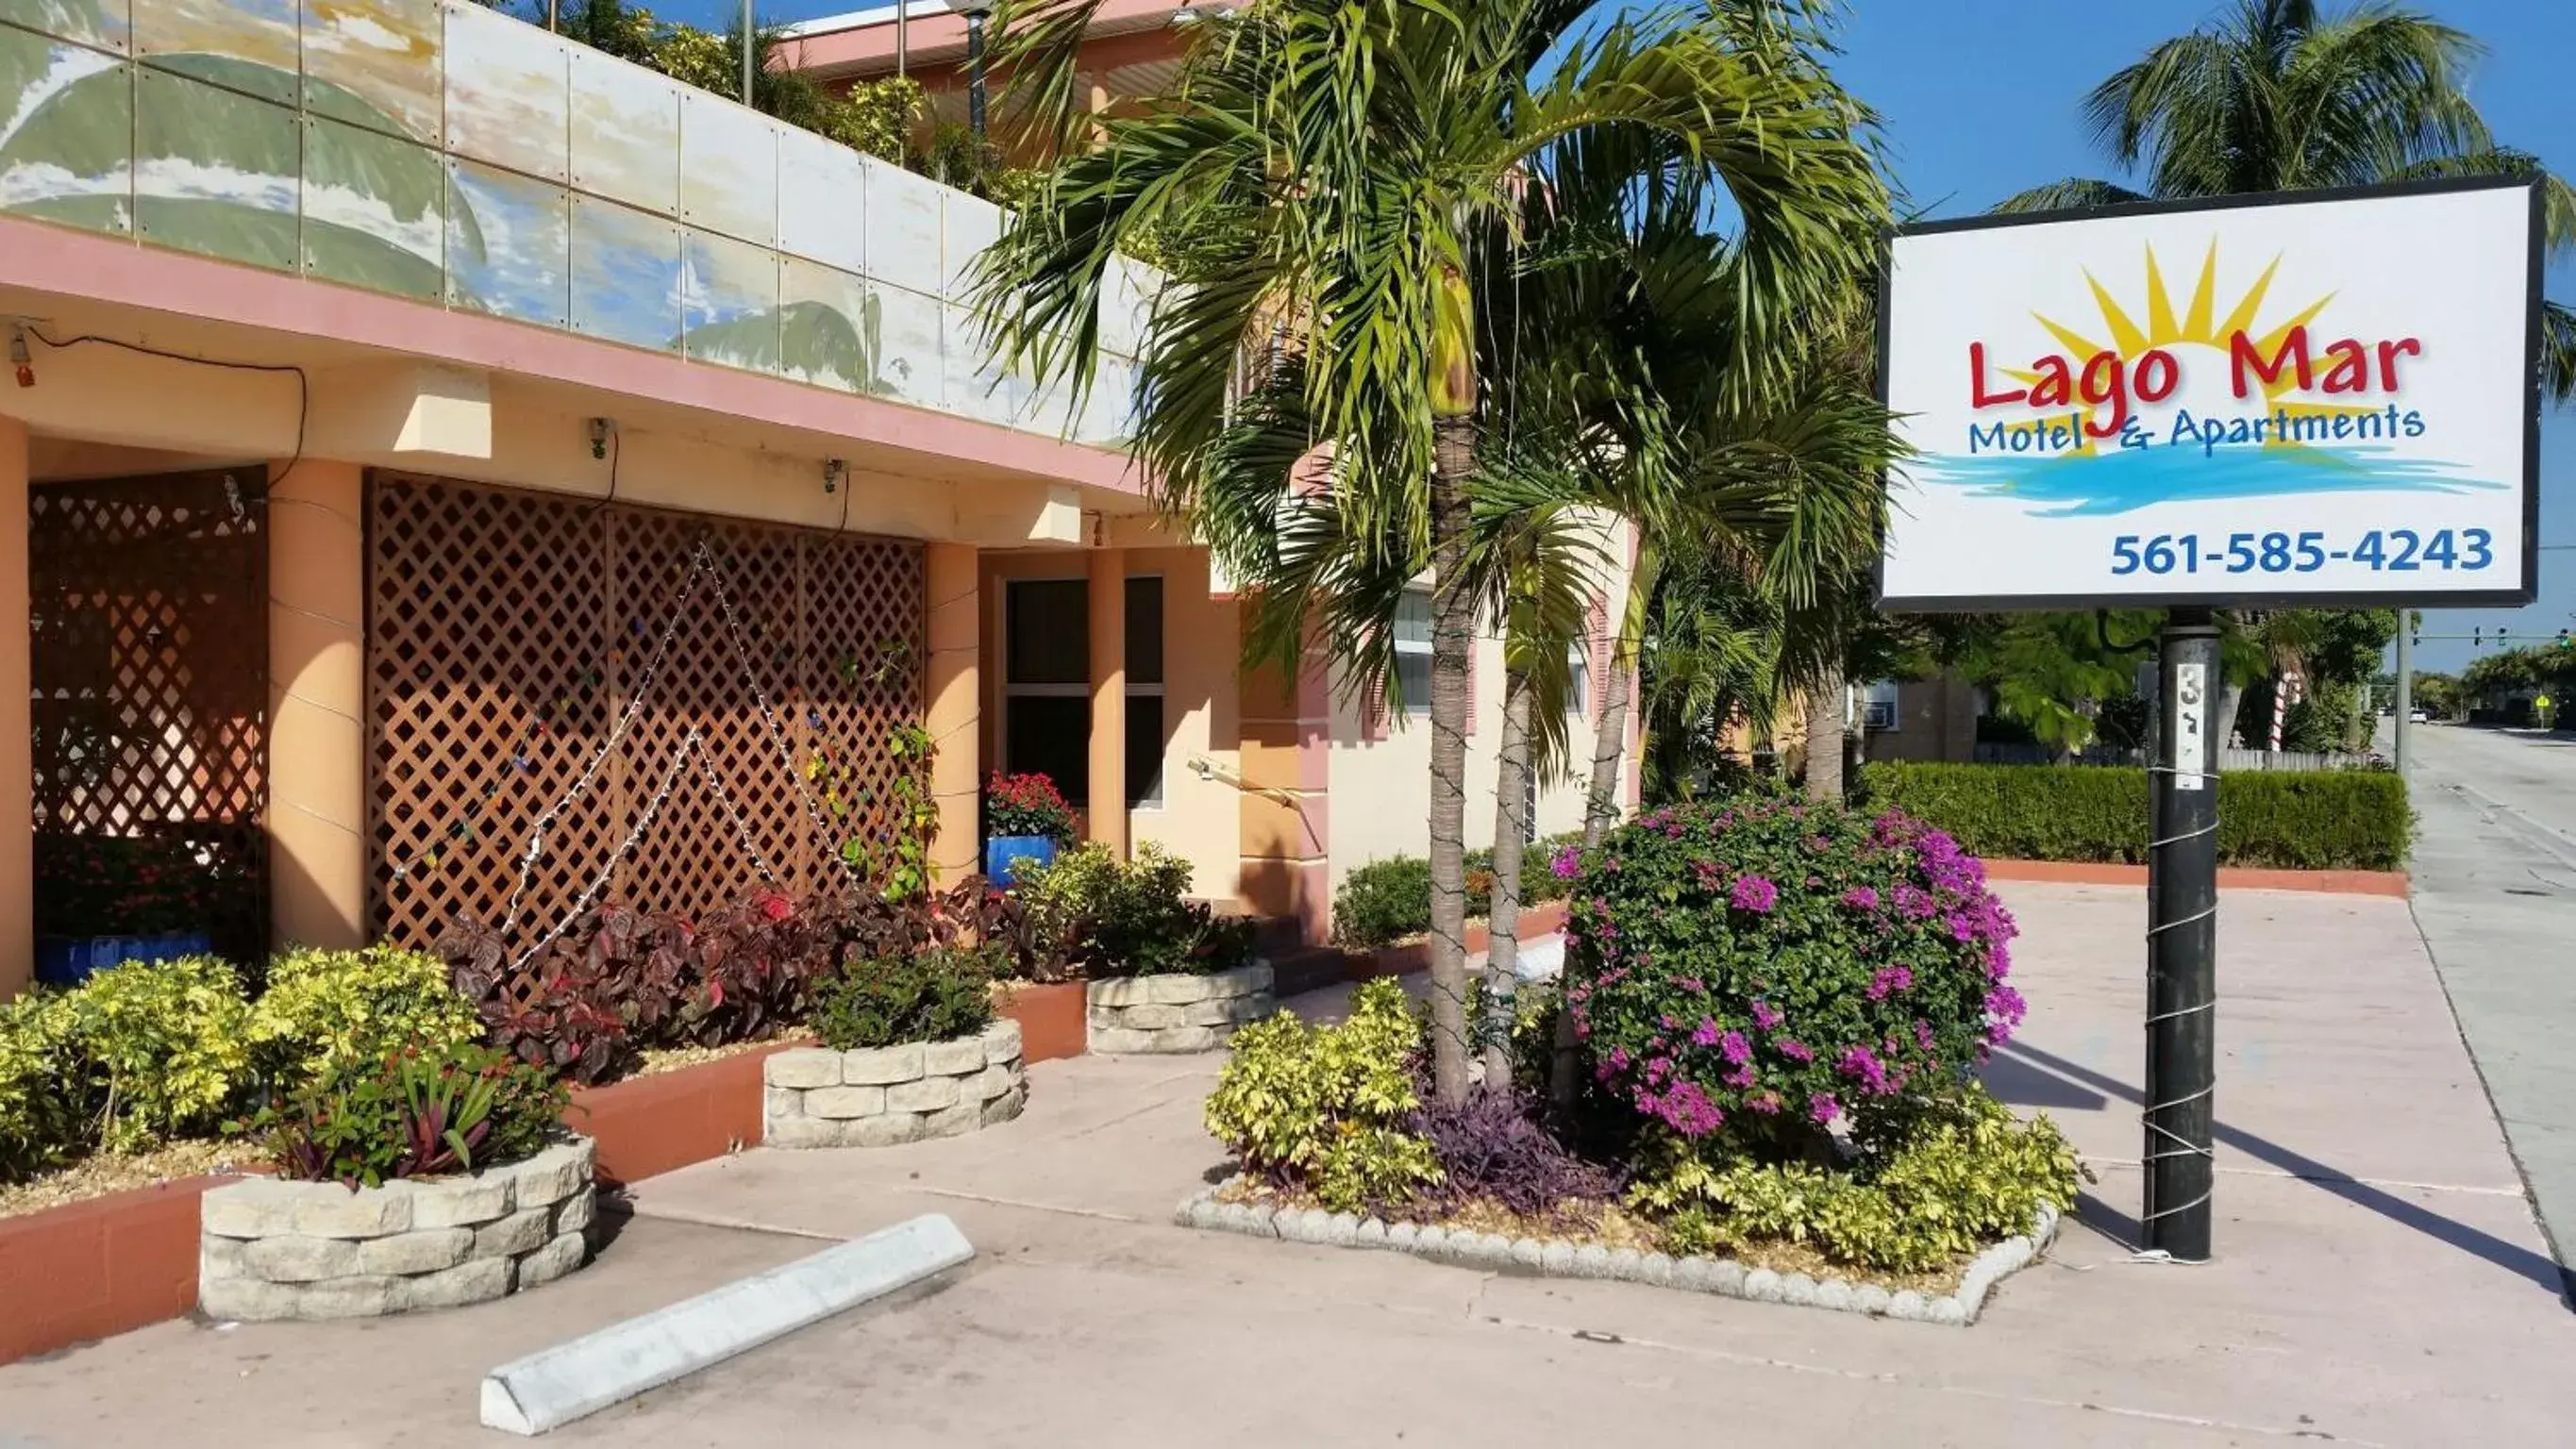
(479, 1214, 974, 1435)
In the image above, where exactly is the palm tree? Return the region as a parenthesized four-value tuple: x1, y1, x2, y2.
(976, 0, 1887, 1105)
(1999, 0, 2575, 400)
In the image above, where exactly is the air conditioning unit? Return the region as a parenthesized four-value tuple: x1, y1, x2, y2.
(1863, 700, 1898, 731)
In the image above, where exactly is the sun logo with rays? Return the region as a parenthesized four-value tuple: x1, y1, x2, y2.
(1967, 240, 2422, 459)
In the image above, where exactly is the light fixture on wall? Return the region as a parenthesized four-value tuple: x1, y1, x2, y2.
(8, 325, 31, 389)
(823, 458, 847, 494)
(956, 0, 995, 139)
(587, 417, 613, 460)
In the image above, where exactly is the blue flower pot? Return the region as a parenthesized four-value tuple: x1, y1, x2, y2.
(34, 930, 213, 988)
(984, 835, 1060, 887)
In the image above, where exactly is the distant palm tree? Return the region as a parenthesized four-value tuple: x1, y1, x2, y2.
(976, 0, 1888, 1105)
(1999, 0, 2574, 400)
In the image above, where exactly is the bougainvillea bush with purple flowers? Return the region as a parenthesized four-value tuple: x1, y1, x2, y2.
(1557, 796, 2024, 1152)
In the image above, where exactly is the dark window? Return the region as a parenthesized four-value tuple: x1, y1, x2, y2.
(1127, 696, 1165, 808)
(1125, 575, 1163, 686)
(1004, 694, 1090, 802)
(1006, 578, 1087, 686)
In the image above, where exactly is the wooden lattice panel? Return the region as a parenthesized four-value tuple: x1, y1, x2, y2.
(28, 467, 271, 960)
(366, 475, 922, 951)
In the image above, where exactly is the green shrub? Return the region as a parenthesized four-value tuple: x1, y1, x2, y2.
(1021, 842, 1254, 976)
(1561, 796, 2018, 1146)
(1335, 836, 1584, 950)
(1860, 761, 2411, 871)
(1628, 1084, 2081, 1272)
(56, 955, 252, 1151)
(811, 943, 1001, 1051)
(1203, 978, 1442, 1212)
(1332, 857, 1432, 948)
(0, 991, 80, 1181)
(250, 1041, 568, 1190)
(246, 945, 483, 1093)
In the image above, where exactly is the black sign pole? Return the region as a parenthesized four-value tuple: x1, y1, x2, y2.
(2144, 608, 2219, 1260)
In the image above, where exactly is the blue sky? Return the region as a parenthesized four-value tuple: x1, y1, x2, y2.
(659, 0, 2576, 670)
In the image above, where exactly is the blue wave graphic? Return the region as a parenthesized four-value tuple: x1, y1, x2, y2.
(1915, 444, 2507, 517)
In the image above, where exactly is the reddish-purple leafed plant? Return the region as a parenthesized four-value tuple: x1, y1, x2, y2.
(1407, 1088, 1616, 1222)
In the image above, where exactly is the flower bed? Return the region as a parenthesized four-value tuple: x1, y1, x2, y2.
(1192, 796, 2083, 1320)
(762, 1022, 1026, 1147)
(1173, 1176, 2062, 1325)
(1087, 963, 1276, 1054)
(197, 1138, 595, 1321)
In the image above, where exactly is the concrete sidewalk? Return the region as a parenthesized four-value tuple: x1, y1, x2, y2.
(3, 884, 2569, 1447)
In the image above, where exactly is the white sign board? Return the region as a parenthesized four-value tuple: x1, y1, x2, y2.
(1878, 178, 2541, 609)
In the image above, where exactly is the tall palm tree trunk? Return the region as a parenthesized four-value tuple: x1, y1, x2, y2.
(1805, 669, 1846, 802)
(1482, 666, 1532, 1092)
(1425, 421, 1478, 1107)
(1580, 659, 1630, 850)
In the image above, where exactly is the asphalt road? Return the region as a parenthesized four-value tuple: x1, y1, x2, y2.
(2395, 721, 2576, 1299)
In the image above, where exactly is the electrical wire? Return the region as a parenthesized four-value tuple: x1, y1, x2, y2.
(24, 327, 309, 489)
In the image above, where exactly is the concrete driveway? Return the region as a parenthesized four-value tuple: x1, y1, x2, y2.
(3, 883, 2568, 1447)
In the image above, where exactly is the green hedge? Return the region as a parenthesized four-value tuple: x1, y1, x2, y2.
(1859, 761, 2411, 872)
(1330, 834, 1581, 949)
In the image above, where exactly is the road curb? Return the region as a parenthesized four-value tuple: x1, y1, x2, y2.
(478, 1214, 974, 1435)
(1982, 859, 2409, 897)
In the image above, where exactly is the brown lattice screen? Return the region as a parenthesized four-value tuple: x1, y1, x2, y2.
(365, 475, 924, 952)
(28, 467, 271, 962)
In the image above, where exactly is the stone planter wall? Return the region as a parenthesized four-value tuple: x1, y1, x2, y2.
(763, 1020, 1026, 1148)
(1087, 963, 1275, 1054)
(198, 1138, 596, 1322)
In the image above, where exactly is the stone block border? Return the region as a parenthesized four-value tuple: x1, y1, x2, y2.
(763, 1020, 1026, 1147)
(199, 1138, 597, 1322)
(1172, 1178, 2061, 1326)
(1087, 963, 1276, 1054)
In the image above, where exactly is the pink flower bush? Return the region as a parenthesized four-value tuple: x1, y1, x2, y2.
(1556, 795, 2023, 1148)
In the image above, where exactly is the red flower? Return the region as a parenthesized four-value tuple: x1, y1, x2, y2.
(756, 892, 794, 924)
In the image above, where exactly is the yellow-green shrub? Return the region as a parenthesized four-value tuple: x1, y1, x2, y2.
(246, 945, 482, 1091)
(1203, 978, 1441, 1212)
(1628, 1086, 2081, 1272)
(0, 991, 80, 1180)
(56, 955, 251, 1151)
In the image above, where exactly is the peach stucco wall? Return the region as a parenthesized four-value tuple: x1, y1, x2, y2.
(1324, 509, 1636, 904)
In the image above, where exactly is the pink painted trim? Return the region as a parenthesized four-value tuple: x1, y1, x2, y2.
(0, 216, 1140, 495)
(1982, 858, 2410, 898)
(784, 0, 1181, 72)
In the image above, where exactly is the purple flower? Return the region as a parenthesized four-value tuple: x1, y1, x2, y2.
(1838, 1045, 1896, 1096)
(1657, 1081, 1726, 1138)
(1841, 885, 1881, 911)
(1777, 1038, 1815, 1063)
(1549, 845, 1582, 880)
(1808, 1092, 1842, 1125)
(1690, 1018, 1720, 1048)
(1751, 1000, 1784, 1030)
(1748, 1091, 1781, 1115)
(1914, 1019, 1936, 1054)
(1719, 1030, 1751, 1065)
(1730, 875, 1779, 914)
(1865, 965, 1914, 1002)
(1725, 1064, 1759, 1090)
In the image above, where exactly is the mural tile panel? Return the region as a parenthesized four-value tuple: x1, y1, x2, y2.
(134, 0, 295, 106)
(941, 188, 998, 300)
(778, 258, 885, 396)
(1079, 355, 1141, 447)
(943, 300, 1026, 429)
(301, 0, 440, 145)
(302, 110, 443, 299)
(0, 27, 130, 235)
(443, 0, 566, 184)
(776, 122, 864, 275)
(445, 155, 567, 327)
(0, 0, 131, 53)
(861, 153, 941, 298)
(568, 43, 676, 217)
(570, 192, 680, 352)
(872, 280, 943, 412)
(679, 225, 778, 375)
(1101, 257, 1156, 358)
(134, 63, 297, 271)
(676, 88, 774, 248)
